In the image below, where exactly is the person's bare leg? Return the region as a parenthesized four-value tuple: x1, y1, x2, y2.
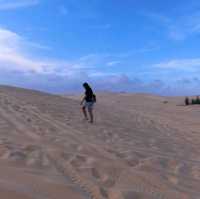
(82, 107, 88, 120)
(88, 108, 94, 123)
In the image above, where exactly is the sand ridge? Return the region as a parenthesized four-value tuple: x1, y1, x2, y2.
(0, 86, 200, 199)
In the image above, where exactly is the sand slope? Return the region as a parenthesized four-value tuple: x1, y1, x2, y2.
(0, 86, 200, 199)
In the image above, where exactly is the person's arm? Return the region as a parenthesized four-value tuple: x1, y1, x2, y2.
(80, 96, 85, 105)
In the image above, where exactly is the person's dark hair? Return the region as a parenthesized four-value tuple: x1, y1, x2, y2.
(83, 82, 91, 90)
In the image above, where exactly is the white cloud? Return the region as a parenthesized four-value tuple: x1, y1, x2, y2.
(1, 30, 198, 95)
(0, 27, 72, 73)
(25, 41, 52, 51)
(167, 12, 200, 40)
(0, 0, 39, 10)
(154, 58, 200, 70)
(113, 45, 160, 58)
(141, 10, 200, 41)
(0, 28, 21, 53)
(106, 61, 120, 66)
(0, 27, 105, 76)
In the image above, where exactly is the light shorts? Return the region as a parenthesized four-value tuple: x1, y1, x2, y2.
(83, 101, 94, 110)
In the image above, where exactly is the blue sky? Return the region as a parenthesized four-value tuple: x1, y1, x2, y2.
(0, 0, 200, 95)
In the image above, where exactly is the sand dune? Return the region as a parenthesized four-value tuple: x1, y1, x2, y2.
(0, 85, 200, 199)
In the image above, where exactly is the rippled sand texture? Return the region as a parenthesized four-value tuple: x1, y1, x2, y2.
(0, 86, 200, 199)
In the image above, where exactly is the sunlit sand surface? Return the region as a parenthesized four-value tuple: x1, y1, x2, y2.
(0, 86, 199, 199)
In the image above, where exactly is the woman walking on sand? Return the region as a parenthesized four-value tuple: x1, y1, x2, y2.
(80, 82, 96, 123)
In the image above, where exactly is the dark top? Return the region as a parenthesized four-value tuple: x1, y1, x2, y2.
(85, 88, 94, 102)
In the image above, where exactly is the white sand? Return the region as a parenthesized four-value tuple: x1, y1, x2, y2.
(0, 86, 199, 199)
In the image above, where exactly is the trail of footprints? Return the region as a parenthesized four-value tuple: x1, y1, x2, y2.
(0, 93, 197, 199)
(0, 93, 193, 199)
(0, 94, 107, 199)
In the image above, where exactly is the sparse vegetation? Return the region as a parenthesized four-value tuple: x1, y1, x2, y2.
(185, 96, 200, 105)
